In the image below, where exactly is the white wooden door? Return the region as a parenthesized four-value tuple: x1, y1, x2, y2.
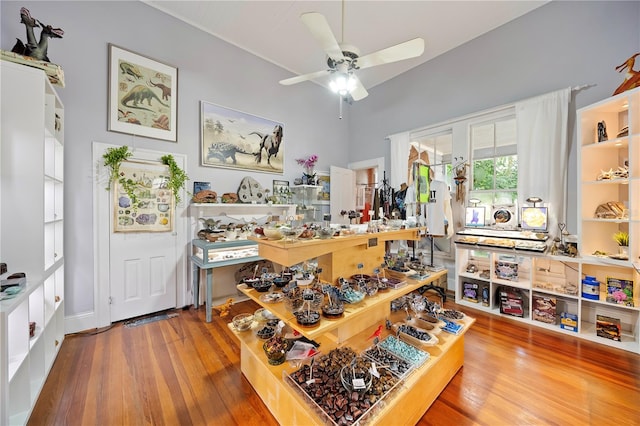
(93, 143, 187, 325)
(109, 230, 177, 322)
(330, 166, 356, 225)
(107, 153, 180, 322)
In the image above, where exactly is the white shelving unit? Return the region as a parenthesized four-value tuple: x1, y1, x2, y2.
(578, 86, 639, 261)
(1, 61, 65, 425)
(455, 245, 639, 353)
(454, 87, 640, 354)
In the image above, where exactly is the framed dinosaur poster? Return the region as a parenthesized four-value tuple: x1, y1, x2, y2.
(200, 101, 285, 174)
(108, 44, 178, 142)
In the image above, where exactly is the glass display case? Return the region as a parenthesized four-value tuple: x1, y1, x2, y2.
(291, 185, 321, 221)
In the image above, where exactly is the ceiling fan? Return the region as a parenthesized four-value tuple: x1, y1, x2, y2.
(279, 6, 425, 102)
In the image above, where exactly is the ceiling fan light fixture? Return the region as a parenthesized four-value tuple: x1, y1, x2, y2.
(329, 72, 356, 96)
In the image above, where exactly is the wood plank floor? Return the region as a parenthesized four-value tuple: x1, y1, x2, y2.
(29, 299, 640, 426)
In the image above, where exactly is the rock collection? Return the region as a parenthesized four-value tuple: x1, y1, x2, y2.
(362, 346, 413, 379)
(378, 336, 429, 366)
(439, 309, 465, 320)
(287, 347, 399, 425)
(397, 324, 432, 342)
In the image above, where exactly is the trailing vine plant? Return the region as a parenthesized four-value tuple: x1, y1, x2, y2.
(161, 154, 189, 204)
(102, 145, 138, 207)
(103, 147, 188, 208)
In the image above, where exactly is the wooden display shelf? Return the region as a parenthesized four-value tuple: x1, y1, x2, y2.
(238, 270, 447, 344)
(231, 306, 474, 425)
(248, 228, 423, 283)
(235, 233, 474, 424)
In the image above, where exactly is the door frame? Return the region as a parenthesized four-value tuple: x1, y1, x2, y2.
(348, 157, 385, 176)
(92, 142, 189, 328)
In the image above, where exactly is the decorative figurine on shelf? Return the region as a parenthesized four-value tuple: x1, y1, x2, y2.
(452, 157, 469, 203)
(213, 298, 234, 317)
(597, 121, 608, 142)
(613, 53, 640, 96)
(11, 7, 64, 62)
(192, 190, 217, 203)
(237, 176, 266, 203)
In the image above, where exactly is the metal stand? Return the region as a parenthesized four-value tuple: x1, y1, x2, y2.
(418, 235, 447, 302)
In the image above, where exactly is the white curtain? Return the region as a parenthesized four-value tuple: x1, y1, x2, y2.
(388, 132, 410, 189)
(516, 88, 570, 235)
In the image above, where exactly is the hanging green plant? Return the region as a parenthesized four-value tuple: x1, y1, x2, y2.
(161, 154, 189, 204)
(102, 145, 139, 207)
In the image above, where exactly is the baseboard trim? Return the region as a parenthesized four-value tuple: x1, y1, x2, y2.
(65, 311, 97, 334)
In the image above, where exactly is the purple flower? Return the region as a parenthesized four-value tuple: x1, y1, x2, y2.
(296, 154, 318, 168)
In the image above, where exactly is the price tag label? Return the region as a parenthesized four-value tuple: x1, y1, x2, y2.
(303, 289, 315, 301)
(369, 363, 380, 379)
(352, 378, 366, 389)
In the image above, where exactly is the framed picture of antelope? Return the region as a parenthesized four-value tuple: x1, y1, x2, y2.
(108, 44, 178, 142)
(200, 101, 284, 174)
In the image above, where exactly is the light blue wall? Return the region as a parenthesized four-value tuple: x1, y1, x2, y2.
(0, 1, 350, 317)
(2, 1, 638, 319)
(349, 0, 640, 234)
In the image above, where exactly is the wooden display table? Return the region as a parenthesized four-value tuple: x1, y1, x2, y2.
(249, 227, 423, 284)
(232, 232, 474, 424)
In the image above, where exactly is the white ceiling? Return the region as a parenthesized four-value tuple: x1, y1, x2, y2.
(144, 0, 548, 92)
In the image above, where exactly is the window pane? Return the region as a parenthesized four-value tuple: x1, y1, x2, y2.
(494, 191, 518, 205)
(495, 119, 517, 148)
(472, 159, 494, 190)
(410, 131, 452, 184)
(495, 155, 518, 189)
(471, 123, 495, 160)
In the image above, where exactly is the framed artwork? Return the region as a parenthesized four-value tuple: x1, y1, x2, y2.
(316, 172, 330, 203)
(273, 179, 289, 194)
(273, 180, 290, 204)
(108, 44, 178, 142)
(113, 160, 174, 232)
(193, 181, 211, 194)
(201, 101, 284, 174)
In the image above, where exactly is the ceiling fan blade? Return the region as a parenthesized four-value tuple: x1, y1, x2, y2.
(300, 12, 345, 62)
(279, 69, 331, 86)
(350, 75, 368, 101)
(355, 38, 425, 70)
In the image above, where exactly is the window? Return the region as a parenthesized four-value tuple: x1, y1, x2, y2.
(408, 129, 454, 254)
(409, 130, 453, 184)
(470, 116, 517, 218)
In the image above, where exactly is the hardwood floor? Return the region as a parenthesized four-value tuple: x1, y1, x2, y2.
(29, 299, 640, 426)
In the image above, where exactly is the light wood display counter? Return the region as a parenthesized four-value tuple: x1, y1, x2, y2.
(232, 231, 475, 425)
(249, 228, 422, 283)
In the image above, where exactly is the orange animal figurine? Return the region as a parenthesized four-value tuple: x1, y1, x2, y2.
(214, 298, 234, 318)
(613, 53, 640, 95)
